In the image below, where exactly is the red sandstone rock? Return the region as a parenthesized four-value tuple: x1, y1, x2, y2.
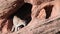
(0, 0, 60, 34)
(37, 9, 46, 20)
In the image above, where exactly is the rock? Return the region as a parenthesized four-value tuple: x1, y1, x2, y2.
(37, 9, 46, 20)
(0, 0, 24, 18)
(0, 0, 60, 34)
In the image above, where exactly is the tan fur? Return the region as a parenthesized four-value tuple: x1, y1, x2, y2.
(11, 16, 26, 32)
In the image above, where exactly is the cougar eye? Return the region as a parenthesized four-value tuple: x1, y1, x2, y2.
(18, 25, 24, 28)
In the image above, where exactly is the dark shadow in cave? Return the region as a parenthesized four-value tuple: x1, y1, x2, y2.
(10, 3, 32, 25)
(56, 31, 60, 34)
(7, 3, 32, 31)
(16, 3, 32, 25)
(44, 5, 54, 19)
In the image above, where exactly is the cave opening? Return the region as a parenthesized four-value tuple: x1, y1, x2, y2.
(9, 3, 32, 25)
(8, 3, 32, 31)
(44, 5, 54, 19)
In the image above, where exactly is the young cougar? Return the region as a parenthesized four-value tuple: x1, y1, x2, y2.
(11, 16, 26, 32)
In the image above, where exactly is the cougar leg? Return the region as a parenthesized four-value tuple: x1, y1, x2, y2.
(11, 26, 15, 32)
(15, 26, 18, 32)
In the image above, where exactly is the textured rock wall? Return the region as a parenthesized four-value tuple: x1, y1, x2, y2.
(0, 0, 60, 34)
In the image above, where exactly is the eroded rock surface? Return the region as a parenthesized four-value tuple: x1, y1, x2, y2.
(0, 0, 60, 34)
